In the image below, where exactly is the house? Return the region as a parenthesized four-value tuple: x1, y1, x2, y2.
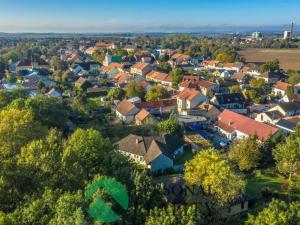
(115, 72, 133, 88)
(116, 99, 140, 123)
(211, 93, 246, 112)
(223, 62, 244, 72)
(130, 62, 152, 76)
(260, 71, 282, 84)
(85, 47, 97, 55)
(198, 80, 218, 95)
(100, 63, 125, 78)
(255, 110, 283, 125)
(202, 60, 220, 69)
(268, 102, 300, 117)
(117, 134, 184, 172)
(192, 103, 221, 122)
(179, 76, 199, 91)
(21, 74, 54, 90)
(216, 109, 278, 141)
(169, 53, 191, 67)
(135, 98, 177, 115)
(216, 79, 239, 94)
(276, 116, 300, 134)
(177, 89, 207, 115)
(146, 71, 172, 86)
(71, 61, 100, 75)
(280, 94, 300, 103)
(16, 58, 50, 72)
(241, 63, 260, 76)
(272, 81, 292, 97)
(232, 72, 248, 84)
(74, 77, 92, 90)
(47, 88, 62, 97)
(135, 108, 157, 125)
(86, 87, 108, 98)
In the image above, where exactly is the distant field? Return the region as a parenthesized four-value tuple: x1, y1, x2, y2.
(238, 48, 300, 71)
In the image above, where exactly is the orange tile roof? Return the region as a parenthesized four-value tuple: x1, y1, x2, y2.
(203, 60, 219, 66)
(101, 62, 124, 73)
(135, 108, 150, 121)
(272, 81, 291, 91)
(117, 99, 139, 116)
(177, 89, 201, 101)
(218, 109, 278, 141)
(96, 42, 112, 47)
(115, 72, 131, 84)
(171, 53, 190, 60)
(146, 71, 171, 82)
(132, 62, 151, 70)
(198, 80, 216, 88)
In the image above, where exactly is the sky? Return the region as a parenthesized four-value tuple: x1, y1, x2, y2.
(0, 0, 300, 33)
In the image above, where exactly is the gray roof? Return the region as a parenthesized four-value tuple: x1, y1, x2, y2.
(265, 110, 284, 120)
(278, 102, 300, 113)
(117, 134, 184, 164)
(276, 119, 297, 130)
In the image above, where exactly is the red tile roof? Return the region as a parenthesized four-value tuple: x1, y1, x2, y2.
(218, 109, 278, 141)
(272, 81, 291, 91)
(135, 98, 177, 109)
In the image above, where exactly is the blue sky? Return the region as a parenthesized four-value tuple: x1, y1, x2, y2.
(0, 0, 299, 32)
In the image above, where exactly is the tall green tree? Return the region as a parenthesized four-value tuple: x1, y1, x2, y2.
(228, 136, 262, 171)
(246, 199, 300, 225)
(145, 85, 169, 101)
(146, 205, 202, 225)
(125, 81, 144, 99)
(169, 67, 183, 86)
(273, 133, 300, 180)
(185, 149, 245, 207)
(157, 116, 184, 137)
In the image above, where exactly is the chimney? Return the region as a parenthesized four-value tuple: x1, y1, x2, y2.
(228, 120, 233, 126)
(136, 139, 139, 144)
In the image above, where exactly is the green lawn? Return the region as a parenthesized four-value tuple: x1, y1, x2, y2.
(246, 170, 300, 212)
(246, 171, 288, 200)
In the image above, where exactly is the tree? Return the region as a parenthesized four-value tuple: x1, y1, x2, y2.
(185, 149, 245, 207)
(273, 134, 300, 180)
(107, 87, 124, 100)
(229, 85, 242, 93)
(0, 108, 45, 158)
(146, 205, 202, 225)
(157, 62, 172, 73)
(246, 199, 300, 225)
(145, 85, 169, 101)
(169, 67, 183, 86)
(16, 129, 64, 189)
(259, 59, 280, 73)
(157, 116, 184, 137)
(62, 128, 112, 187)
(125, 81, 144, 99)
(213, 47, 238, 63)
(24, 96, 69, 129)
(249, 78, 266, 89)
(228, 136, 262, 171)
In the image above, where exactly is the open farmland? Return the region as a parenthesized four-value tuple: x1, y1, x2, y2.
(238, 48, 300, 71)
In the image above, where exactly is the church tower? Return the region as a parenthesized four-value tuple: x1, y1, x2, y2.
(104, 49, 112, 66)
